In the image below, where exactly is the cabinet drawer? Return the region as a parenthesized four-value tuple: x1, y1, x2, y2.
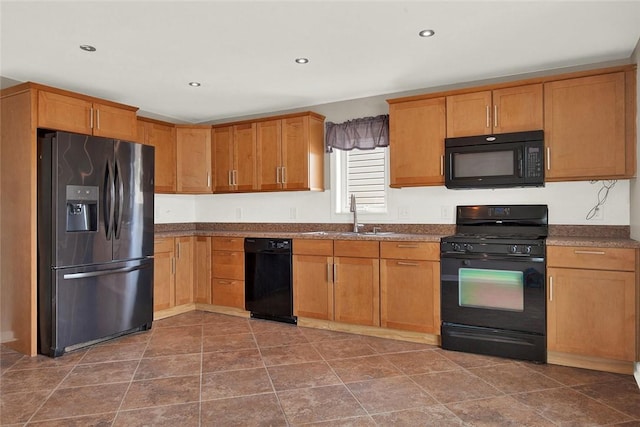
(212, 278, 245, 309)
(547, 246, 636, 271)
(334, 240, 379, 258)
(154, 237, 174, 253)
(212, 237, 244, 251)
(212, 251, 244, 279)
(293, 239, 333, 256)
(380, 241, 439, 261)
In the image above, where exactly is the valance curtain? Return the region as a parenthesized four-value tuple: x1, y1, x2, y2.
(325, 114, 389, 152)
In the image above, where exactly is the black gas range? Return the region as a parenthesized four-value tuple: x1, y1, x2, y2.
(440, 205, 548, 362)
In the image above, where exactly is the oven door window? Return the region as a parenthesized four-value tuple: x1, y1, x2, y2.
(458, 268, 523, 312)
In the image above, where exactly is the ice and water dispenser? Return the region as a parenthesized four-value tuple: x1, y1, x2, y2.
(66, 185, 98, 232)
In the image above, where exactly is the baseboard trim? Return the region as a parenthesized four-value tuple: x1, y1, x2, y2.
(547, 350, 635, 375)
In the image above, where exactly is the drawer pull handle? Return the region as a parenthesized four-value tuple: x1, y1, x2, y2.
(549, 276, 553, 302)
(218, 280, 232, 285)
(397, 244, 419, 248)
(397, 261, 420, 266)
(574, 250, 606, 255)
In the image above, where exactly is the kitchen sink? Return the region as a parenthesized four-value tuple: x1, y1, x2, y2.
(338, 231, 396, 236)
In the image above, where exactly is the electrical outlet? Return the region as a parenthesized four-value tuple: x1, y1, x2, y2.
(590, 206, 604, 220)
(440, 205, 452, 219)
(398, 206, 410, 219)
(289, 207, 297, 220)
(235, 207, 243, 220)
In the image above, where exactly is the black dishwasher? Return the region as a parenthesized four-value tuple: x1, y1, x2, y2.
(244, 238, 296, 324)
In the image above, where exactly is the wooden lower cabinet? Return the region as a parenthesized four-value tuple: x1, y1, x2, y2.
(293, 240, 334, 320)
(547, 246, 637, 372)
(153, 238, 175, 311)
(153, 236, 194, 312)
(211, 237, 245, 309)
(193, 236, 212, 304)
(174, 236, 194, 306)
(333, 240, 380, 327)
(293, 239, 381, 326)
(380, 242, 440, 333)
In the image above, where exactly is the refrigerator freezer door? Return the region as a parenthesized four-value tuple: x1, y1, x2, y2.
(112, 141, 154, 261)
(44, 132, 115, 267)
(40, 259, 153, 357)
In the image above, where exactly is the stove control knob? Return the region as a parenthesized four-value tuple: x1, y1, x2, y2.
(525, 245, 532, 254)
(465, 244, 474, 252)
(510, 245, 519, 254)
(451, 243, 462, 252)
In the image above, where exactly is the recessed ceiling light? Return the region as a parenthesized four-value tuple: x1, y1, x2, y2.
(188, 82, 201, 87)
(79, 44, 96, 52)
(295, 58, 309, 64)
(418, 29, 435, 38)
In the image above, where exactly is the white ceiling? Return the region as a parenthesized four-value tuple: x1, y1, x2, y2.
(1, 1, 640, 124)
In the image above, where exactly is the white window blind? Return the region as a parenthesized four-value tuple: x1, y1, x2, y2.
(345, 147, 387, 212)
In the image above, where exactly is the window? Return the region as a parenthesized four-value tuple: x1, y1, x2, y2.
(336, 146, 388, 214)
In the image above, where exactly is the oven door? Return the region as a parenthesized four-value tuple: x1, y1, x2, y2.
(440, 253, 545, 334)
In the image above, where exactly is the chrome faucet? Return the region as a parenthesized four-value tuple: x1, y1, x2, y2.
(350, 194, 362, 233)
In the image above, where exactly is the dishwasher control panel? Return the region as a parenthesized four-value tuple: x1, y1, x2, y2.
(269, 240, 290, 250)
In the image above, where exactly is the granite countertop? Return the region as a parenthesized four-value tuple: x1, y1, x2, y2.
(154, 223, 640, 248)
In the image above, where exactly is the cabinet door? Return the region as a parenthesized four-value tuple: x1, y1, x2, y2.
(334, 257, 380, 326)
(148, 122, 177, 193)
(174, 236, 194, 306)
(389, 97, 446, 187)
(293, 254, 333, 320)
(547, 267, 636, 361)
(281, 116, 309, 190)
(153, 238, 175, 311)
(544, 72, 627, 180)
(212, 126, 235, 192)
(38, 91, 92, 135)
(193, 236, 212, 304)
(176, 127, 212, 193)
(256, 119, 282, 191)
(491, 84, 543, 134)
(92, 102, 137, 141)
(380, 259, 439, 333)
(233, 123, 257, 192)
(212, 278, 245, 309)
(446, 91, 492, 137)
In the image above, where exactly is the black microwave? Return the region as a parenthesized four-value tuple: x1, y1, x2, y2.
(444, 130, 544, 189)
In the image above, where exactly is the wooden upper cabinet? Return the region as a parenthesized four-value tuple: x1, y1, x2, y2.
(37, 90, 137, 141)
(233, 123, 258, 192)
(138, 119, 177, 193)
(238, 112, 325, 192)
(212, 126, 235, 192)
(544, 72, 632, 181)
(176, 126, 212, 193)
(389, 97, 446, 187)
(256, 119, 282, 191)
(446, 84, 543, 137)
(212, 124, 257, 192)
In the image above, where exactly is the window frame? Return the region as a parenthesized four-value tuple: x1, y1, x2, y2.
(335, 146, 389, 215)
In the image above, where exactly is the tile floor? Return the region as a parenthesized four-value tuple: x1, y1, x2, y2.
(1, 310, 640, 426)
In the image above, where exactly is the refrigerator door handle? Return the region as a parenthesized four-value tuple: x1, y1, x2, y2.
(104, 160, 115, 240)
(63, 263, 151, 280)
(114, 158, 124, 240)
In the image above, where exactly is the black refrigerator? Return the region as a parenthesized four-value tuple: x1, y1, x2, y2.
(37, 131, 155, 357)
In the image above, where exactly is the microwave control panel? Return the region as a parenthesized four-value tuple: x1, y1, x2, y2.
(525, 146, 544, 179)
